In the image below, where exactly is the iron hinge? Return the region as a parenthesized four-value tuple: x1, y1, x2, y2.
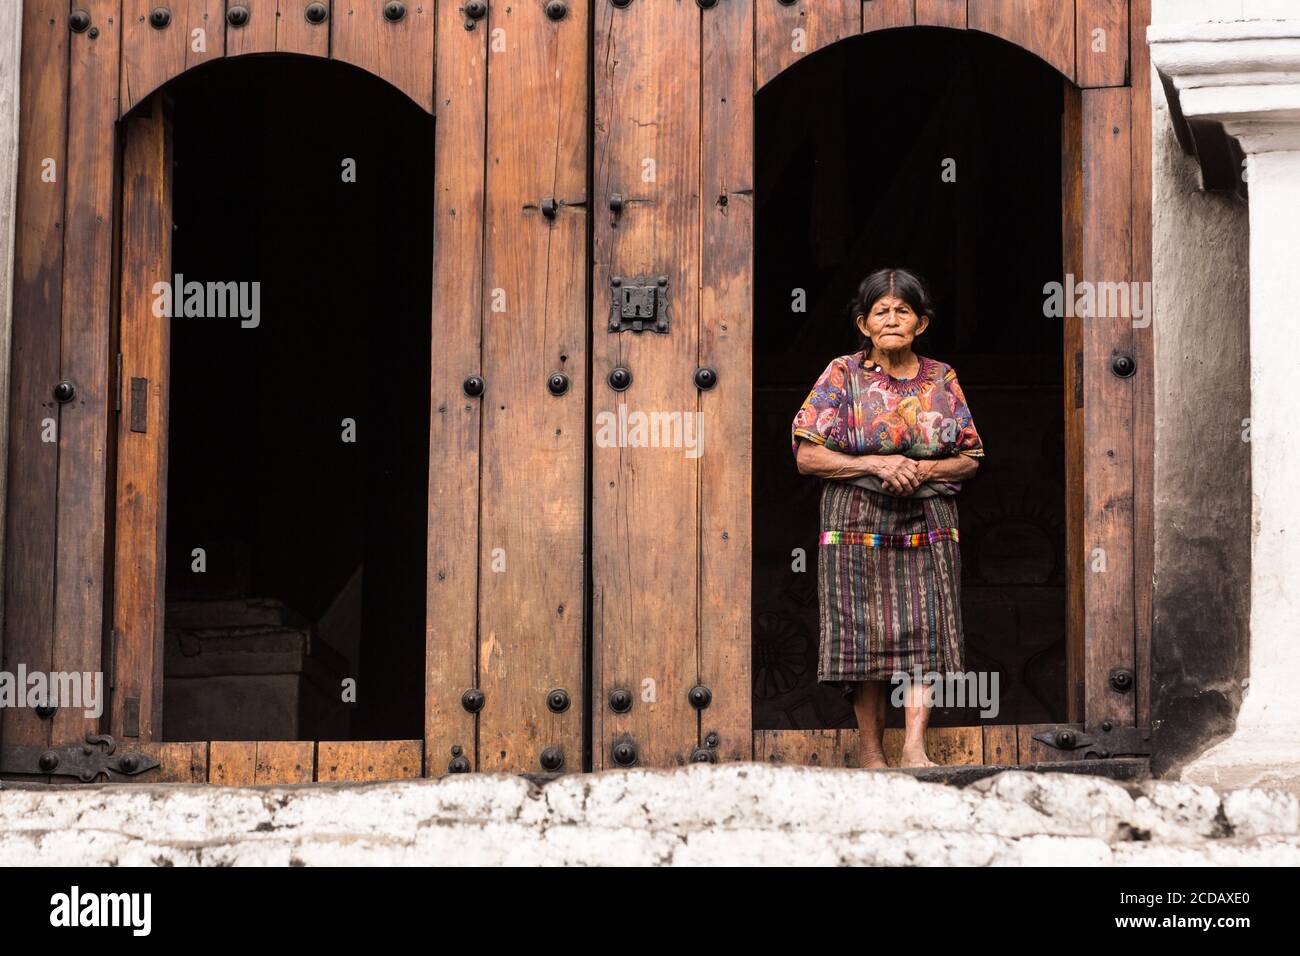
(1033, 723, 1151, 758)
(0, 732, 159, 782)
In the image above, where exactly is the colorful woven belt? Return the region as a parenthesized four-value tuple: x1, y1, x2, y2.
(819, 528, 959, 548)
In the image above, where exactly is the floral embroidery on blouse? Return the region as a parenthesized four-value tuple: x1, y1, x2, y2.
(791, 352, 985, 491)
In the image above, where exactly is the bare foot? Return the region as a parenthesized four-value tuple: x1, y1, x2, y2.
(898, 747, 938, 768)
(860, 756, 891, 770)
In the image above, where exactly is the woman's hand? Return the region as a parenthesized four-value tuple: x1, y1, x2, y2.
(870, 454, 923, 495)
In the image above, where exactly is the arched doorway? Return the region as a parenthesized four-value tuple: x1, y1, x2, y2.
(111, 56, 433, 743)
(754, 29, 1068, 732)
(591, 0, 1151, 769)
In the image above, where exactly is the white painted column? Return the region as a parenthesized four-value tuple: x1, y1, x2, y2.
(1153, 20, 1300, 788)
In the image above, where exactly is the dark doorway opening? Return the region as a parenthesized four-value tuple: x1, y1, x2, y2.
(159, 57, 433, 742)
(753, 29, 1067, 731)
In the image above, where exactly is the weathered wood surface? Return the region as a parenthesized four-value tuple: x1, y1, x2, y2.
(208, 740, 257, 785)
(1062, 84, 1085, 723)
(862, 0, 915, 33)
(476, 1, 587, 774)
(316, 740, 421, 781)
(2, 0, 66, 754)
(756, 727, 988, 767)
(111, 97, 173, 743)
(0, 2, 19, 755)
(254, 741, 315, 784)
(1076, 0, 1128, 88)
(121, 0, 224, 116)
(1080, 87, 1135, 730)
(915, 0, 967, 29)
(592, 0, 701, 770)
(982, 724, 1019, 765)
(1129, 0, 1154, 729)
(331, 0, 434, 112)
(224, 0, 283, 58)
(119, 0, 425, 117)
(756, 0, 860, 90)
(969, 0, 1074, 80)
(424, 0, 486, 775)
(136, 741, 208, 782)
(143, 740, 422, 783)
(53, 0, 120, 749)
(272, 0, 333, 58)
(699, 0, 754, 764)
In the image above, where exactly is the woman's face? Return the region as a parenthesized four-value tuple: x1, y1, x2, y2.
(857, 294, 929, 351)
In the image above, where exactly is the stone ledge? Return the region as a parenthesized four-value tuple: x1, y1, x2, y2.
(2, 763, 1298, 866)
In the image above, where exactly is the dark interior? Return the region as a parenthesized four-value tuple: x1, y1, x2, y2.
(161, 56, 432, 741)
(753, 29, 1067, 730)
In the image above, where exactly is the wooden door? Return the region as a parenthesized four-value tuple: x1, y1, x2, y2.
(425, 1, 589, 775)
(106, 7, 590, 777)
(110, 96, 173, 742)
(591, 0, 753, 769)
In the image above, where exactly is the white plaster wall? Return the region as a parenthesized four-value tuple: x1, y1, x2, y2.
(1149, 0, 1254, 772)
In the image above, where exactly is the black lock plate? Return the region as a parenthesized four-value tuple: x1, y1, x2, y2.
(610, 275, 669, 334)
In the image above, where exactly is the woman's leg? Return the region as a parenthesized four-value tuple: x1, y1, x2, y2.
(852, 681, 889, 768)
(899, 681, 937, 767)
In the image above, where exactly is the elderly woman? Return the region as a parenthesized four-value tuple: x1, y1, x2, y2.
(791, 267, 984, 769)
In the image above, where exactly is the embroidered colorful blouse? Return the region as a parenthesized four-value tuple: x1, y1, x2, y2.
(791, 352, 985, 494)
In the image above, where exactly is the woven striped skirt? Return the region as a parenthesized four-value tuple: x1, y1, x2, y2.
(817, 481, 966, 697)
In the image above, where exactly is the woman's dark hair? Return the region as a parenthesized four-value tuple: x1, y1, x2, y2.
(849, 267, 935, 351)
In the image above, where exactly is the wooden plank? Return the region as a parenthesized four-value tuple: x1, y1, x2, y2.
(475, 1, 587, 773)
(121, 0, 225, 117)
(275, 0, 332, 57)
(52, 0, 120, 748)
(883, 726, 982, 766)
(316, 740, 422, 781)
(255, 741, 314, 784)
(136, 741, 208, 782)
(1061, 84, 1084, 723)
(1081, 87, 1134, 730)
(982, 724, 1019, 764)
(1, 0, 68, 752)
(698, 0, 753, 764)
(1076, 0, 1127, 88)
(862, 0, 915, 33)
(331, 0, 434, 113)
(592, 0, 700, 770)
(1129, 0, 1152, 729)
(225, 0, 280, 57)
(758, 728, 984, 767)
(0, 0, 17, 761)
(225, 0, 332, 58)
(110, 96, 172, 744)
(1017, 722, 1084, 763)
(759, 729, 861, 768)
(755, 0, 860, 90)
(209, 740, 257, 784)
(425, 0, 487, 775)
(968, 0, 1073, 80)
(916, 0, 966, 28)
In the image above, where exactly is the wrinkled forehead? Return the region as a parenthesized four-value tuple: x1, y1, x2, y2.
(866, 294, 914, 312)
